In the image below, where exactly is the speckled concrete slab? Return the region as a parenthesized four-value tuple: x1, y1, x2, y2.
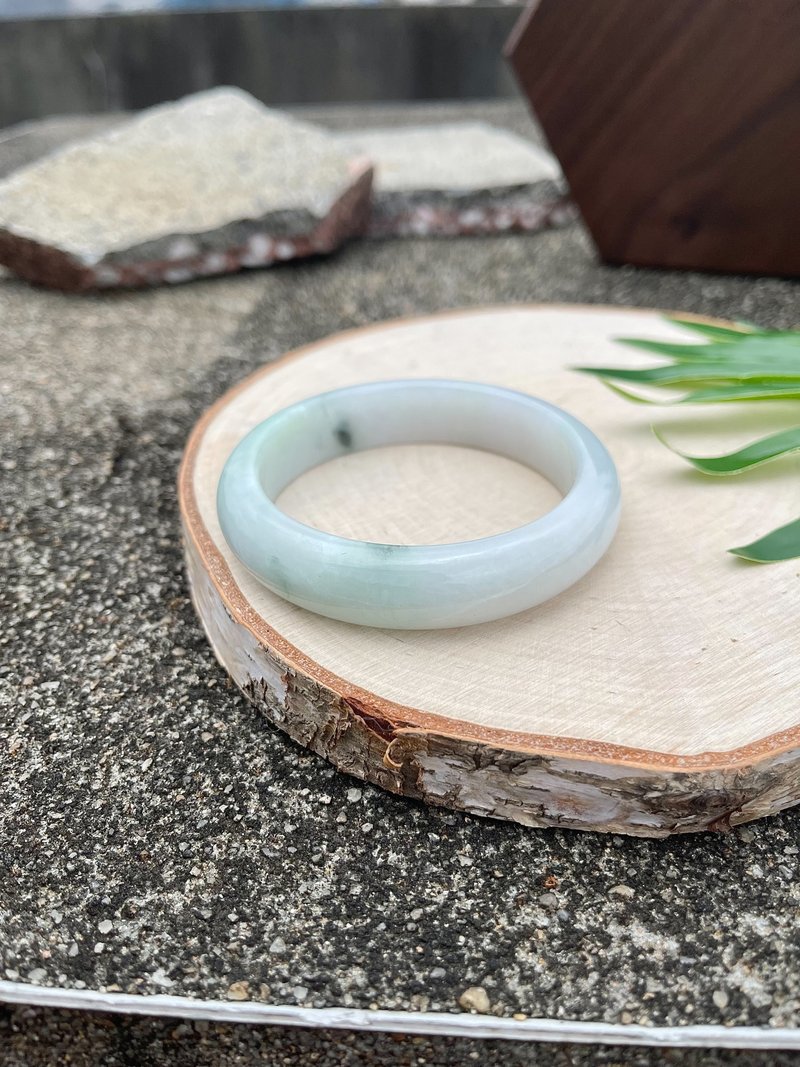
(7, 1007, 800, 1067)
(336, 122, 572, 237)
(0, 89, 372, 291)
(2, 103, 800, 1062)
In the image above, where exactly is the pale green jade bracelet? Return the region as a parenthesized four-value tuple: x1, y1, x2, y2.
(216, 380, 621, 629)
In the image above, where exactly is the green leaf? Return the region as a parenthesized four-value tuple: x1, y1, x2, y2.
(583, 319, 800, 563)
(667, 317, 762, 342)
(654, 426, 800, 475)
(578, 362, 800, 387)
(585, 378, 800, 406)
(730, 517, 800, 562)
(614, 338, 740, 362)
(680, 383, 800, 403)
(598, 380, 663, 404)
(615, 333, 800, 365)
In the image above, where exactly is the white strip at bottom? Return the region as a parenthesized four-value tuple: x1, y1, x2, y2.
(0, 981, 798, 1050)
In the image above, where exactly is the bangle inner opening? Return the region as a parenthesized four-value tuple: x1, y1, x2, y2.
(277, 443, 563, 546)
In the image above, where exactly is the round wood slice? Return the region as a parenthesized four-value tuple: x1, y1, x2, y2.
(179, 305, 800, 837)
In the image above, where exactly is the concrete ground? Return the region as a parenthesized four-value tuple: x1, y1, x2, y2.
(2, 102, 800, 1066)
(6, 1008, 800, 1067)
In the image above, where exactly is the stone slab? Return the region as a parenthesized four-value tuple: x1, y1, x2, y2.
(0, 89, 372, 291)
(338, 122, 572, 237)
(0, 108, 572, 270)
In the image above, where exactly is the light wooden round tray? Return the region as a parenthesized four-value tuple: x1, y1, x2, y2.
(179, 306, 800, 837)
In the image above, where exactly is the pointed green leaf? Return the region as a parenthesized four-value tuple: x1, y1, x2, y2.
(582, 376, 800, 406)
(704, 335, 800, 362)
(597, 380, 664, 404)
(580, 322, 800, 562)
(667, 317, 762, 342)
(614, 338, 738, 362)
(615, 332, 800, 366)
(579, 362, 800, 387)
(654, 426, 800, 475)
(730, 517, 800, 562)
(680, 383, 800, 403)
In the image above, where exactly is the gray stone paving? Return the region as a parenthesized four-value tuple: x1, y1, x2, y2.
(3, 1007, 800, 1067)
(2, 102, 800, 1064)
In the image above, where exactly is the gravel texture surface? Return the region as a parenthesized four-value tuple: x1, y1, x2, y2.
(4, 1007, 800, 1067)
(2, 102, 800, 1064)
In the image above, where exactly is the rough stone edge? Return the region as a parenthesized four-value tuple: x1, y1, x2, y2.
(0, 162, 373, 292)
(182, 525, 800, 838)
(366, 186, 576, 239)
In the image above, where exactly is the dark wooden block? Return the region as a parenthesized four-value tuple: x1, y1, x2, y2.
(507, 0, 800, 276)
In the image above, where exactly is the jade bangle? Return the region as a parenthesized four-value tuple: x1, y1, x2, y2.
(217, 380, 621, 629)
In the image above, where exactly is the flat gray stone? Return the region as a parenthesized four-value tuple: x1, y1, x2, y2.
(338, 122, 572, 237)
(0, 115, 123, 182)
(0, 88, 372, 291)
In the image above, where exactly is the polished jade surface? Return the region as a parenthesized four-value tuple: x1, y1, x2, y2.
(217, 380, 621, 629)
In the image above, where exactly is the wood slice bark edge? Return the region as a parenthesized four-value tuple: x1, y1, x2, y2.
(178, 310, 800, 838)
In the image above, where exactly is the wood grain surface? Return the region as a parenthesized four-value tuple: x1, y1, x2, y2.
(180, 306, 800, 835)
(507, 0, 800, 276)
